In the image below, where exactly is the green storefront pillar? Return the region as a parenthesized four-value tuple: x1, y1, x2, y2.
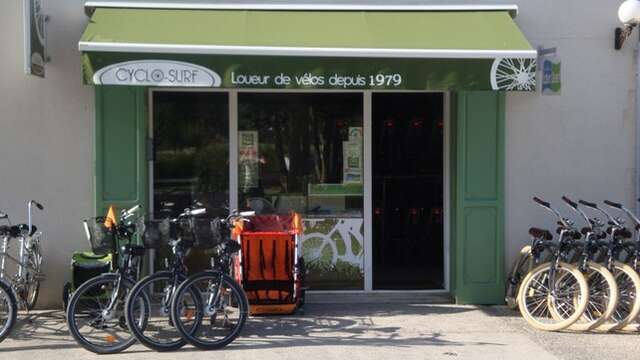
(452, 91, 505, 305)
(94, 86, 148, 216)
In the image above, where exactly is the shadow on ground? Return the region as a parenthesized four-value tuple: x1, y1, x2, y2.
(0, 304, 503, 353)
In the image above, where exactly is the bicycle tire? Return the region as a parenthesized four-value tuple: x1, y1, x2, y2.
(0, 278, 17, 343)
(598, 261, 640, 332)
(517, 261, 589, 331)
(125, 271, 193, 352)
(171, 271, 249, 350)
(66, 273, 142, 354)
(505, 245, 532, 309)
(559, 262, 618, 331)
(25, 245, 42, 310)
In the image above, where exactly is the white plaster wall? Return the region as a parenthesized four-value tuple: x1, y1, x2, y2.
(504, 0, 637, 271)
(0, 1, 93, 308)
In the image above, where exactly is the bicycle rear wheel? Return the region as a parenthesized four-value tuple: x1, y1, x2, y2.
(66, 273, 146, 354)
(506, 245, 533, 309)
(517, 261, 589, 331)
(171, 271, 248, 350)
(0, 278, 17, 343)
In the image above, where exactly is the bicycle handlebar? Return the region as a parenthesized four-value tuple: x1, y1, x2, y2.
(604, 200, 622, 209)
(30, 200, 44, 210)
(533, 196, 550, 207)
(533, 196, 573, 229)
(604, 200, 640, 229)
(563, 195, 592, 230)
(579, 200, 598, 209)
(123, 204, 140, 216)
(561, 196, 578, 209)
(190, 208, 206, 216)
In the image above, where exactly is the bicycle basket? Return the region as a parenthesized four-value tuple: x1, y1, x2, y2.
(191, 218, 223, 249)
(82, 217, 115, 255)
(141, 219, 175, 249)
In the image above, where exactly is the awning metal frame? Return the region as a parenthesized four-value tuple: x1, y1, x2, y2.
(84, 2, 519, 17)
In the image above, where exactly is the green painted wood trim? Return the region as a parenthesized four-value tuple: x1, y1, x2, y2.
(453, 91, 505, 304)
(95, 86, 148, 217)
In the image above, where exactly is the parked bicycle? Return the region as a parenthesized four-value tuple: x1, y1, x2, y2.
(66, 205, 147, 354)
(551, 196, 617, 331)
(509, 196, 640, 332)
(516, 197, 589, 331)
(578, 200, 640, 331)
(124, 204, 209, 351)
(0, 200, 44, 342)
(169, 209, 253, 350)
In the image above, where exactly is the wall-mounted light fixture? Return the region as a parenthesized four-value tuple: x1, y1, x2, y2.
(616, 0, 640, 49)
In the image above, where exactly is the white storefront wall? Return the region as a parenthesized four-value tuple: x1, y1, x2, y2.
(0, 0, 635, 307)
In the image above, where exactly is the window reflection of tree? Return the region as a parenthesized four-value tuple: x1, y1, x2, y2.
(154, 92, 229, 216)
(239, 94, 362, 213)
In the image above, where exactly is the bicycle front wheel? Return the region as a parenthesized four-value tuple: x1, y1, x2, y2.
(517, 261, 589, 331)
(125, 271, 197, 352)
(25, 244, 42, 310)
(171, 271, 248, 350)
(599, 261, 640, 331)
(66, 273, 145, 354)
(560, 261, 618, 331)
(0, 278, 17, 343)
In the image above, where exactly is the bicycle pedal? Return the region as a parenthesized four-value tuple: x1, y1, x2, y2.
(33, 273, 46, 281)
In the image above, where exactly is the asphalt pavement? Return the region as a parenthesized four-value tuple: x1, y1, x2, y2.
(0, 304, 637, 360)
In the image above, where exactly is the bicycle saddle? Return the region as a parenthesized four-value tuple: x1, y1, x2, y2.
(581, 227, 607, 239)
(123, 244, 146, 257)
(607, 226, 632, 239)
(528, 227, 552, 240)
(9, 224, 36, 237)
(556, 227, 581, 240)
(220, 240, 241, 255)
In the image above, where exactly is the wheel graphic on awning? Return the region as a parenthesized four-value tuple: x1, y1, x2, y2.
(490, 57, 537, 91)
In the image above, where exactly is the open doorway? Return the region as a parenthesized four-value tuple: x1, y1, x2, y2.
(372, 93, 445, 290)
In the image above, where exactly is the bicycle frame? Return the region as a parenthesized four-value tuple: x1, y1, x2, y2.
(0, 200, 43, 304)
(0, 233, 39, 281)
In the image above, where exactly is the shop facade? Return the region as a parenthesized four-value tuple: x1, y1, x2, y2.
(81, 3, 537, 303)
(3, 0, 632, 308)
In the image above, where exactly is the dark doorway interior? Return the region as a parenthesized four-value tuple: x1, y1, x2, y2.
(372, 93, 444, 290)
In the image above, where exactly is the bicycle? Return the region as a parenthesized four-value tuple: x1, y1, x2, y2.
(517, 197, 589, 331)
(576, 199, 640, 331)
(0, 200, 45, 342)
(66, 205, 148, 354)
(124, 204, 208, 351)
(551, 196, 618, 331)
(170, 209, 254, 350)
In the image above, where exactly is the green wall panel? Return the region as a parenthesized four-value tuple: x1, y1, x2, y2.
(95, 86, 147, 217)
(454, 91, 505, 304)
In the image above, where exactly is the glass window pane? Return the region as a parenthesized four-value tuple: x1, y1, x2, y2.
(153, 91, 229, 271)
(238, 93, 364, 290)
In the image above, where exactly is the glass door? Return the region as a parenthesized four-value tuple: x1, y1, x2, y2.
(372, 93, 445, 290)
(151, 91, 229, 271)
(237, 92, 364, 290)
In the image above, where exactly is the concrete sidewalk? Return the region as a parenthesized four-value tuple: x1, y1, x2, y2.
(0, 304, 634, 359)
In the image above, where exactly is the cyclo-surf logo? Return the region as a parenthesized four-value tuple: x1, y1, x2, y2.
(93, 60, 222, 87)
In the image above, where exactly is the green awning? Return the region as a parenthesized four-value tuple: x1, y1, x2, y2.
(79, 7, 537, 91)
